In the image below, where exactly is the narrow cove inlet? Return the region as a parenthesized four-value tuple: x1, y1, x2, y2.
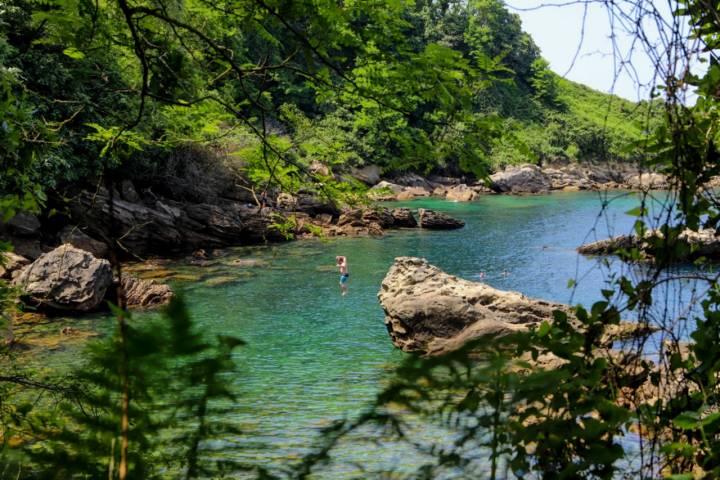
(26, 191, 703, 477)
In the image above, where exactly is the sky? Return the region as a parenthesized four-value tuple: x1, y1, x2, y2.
(508, 1, 698, 102)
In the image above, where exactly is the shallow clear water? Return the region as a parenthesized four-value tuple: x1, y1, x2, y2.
(34, 191, 706, 476)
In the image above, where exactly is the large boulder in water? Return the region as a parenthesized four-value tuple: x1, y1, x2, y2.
(418, 209, 464, 230)
(490, 164, 551, 193)
(378, 257, 653, 356)
(378, 257, 566, 355)
(14, 244, 112, 311)
(391, 208, 417, 228)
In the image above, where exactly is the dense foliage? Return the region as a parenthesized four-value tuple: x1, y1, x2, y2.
(2, 0, 716, 479)
(0, 0, 651, 210)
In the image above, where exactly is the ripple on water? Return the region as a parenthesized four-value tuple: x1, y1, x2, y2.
(33, 192, 710, 477)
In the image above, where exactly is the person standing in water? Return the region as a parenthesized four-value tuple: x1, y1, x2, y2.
(336, 256, 349, 296)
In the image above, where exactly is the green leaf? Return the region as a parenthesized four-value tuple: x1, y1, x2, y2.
(673, 411, 700, 430)
(62, 47, 85, 60)
(537, 320, 551, 338)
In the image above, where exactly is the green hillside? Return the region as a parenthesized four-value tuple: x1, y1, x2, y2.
(0, 0, 658, 209)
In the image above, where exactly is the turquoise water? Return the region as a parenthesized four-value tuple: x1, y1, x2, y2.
(39, 191, 702, 476)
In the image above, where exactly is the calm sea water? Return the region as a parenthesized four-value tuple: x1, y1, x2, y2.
(36, 191, 704, 477)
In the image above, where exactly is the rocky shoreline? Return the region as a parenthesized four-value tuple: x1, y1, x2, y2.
(367, 162, 685, 201)
(0, 160, 707, 321)
(377, 257, 677, 407)
(577, 228, 720, 262)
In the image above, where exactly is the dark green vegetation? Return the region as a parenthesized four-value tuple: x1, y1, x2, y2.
(2, 0, 720, 479)
(0, 0, 651, 213)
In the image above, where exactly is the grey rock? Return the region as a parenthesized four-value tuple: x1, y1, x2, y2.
(390, 208, 417, 228)
(378, 257, 655, 356)
(378, 257, 568, 355)
(14, 244, 112, 311)
(0, 252, 30, 280)
(418, 209, 464, 230)
(2, 212, 41, 237)
(59, 226, 110, 259)
(490, 164, 551, 193)
(350, 164, 381, 185)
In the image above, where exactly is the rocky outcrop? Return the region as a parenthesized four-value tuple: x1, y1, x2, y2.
(626, 172, 669, 190)
(68, 189, 286, 257)
(2, 212, 41, 237)
(338, 208, 394, 229)
(0, 212, 45, 259)
(0, 252, 30, 280)
(418, 209, 465, 230)
(59, 226, 110, 259)
(378, 257, 654, 357)
(121, 276, 173, 309)
(14, 244, 113, 311)
(350, 165, 381, 185)
(368, 181, 404, 201)
(378, 257, 568, 355)
(578, 228, 720, 261)
(490, 164, 551, 193)
(390, 208, 417, 228)
(396, 186, 432, 201)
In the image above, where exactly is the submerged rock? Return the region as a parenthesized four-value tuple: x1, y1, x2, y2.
(14, 244, 113, 312)
(121, 275, 173, 308)
(418, 209, 465, 230)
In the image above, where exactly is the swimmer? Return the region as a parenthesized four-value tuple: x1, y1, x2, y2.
(336, 255, 349, 296)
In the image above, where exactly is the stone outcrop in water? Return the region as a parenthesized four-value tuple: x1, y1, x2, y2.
(418, 209, 465, 230)
(378, 257, 653, 356)
(390, 208, 417, 228)
(378, 257, 568, 355)
(121, 276, 174, 309)
(578, 228, 720, 261)
(14, 244, 113, 312)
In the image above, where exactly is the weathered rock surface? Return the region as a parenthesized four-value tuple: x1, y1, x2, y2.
(0, 252, 30, 280)
(1, 212, 42, 237)
(390, 208, 417, 228)
(418, 209, 465, 230)
(396, 186, 432, 201)
(121, 275, 173, 309)
(445, 184, 479, 202)
(69, 189, 286, 256)
(338, 208, 394, 229)
(578, 228, 720, 261)
(490, 164, 551, 193)
(626, 172, 669, 190)
(378, 257, 653, 357)
(350, 164, 381, 185)
(368, 181, 404, 201)
(59, 226, 110, 259)
(14, 244, 113, 311)
(379, 257, 570, 355)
